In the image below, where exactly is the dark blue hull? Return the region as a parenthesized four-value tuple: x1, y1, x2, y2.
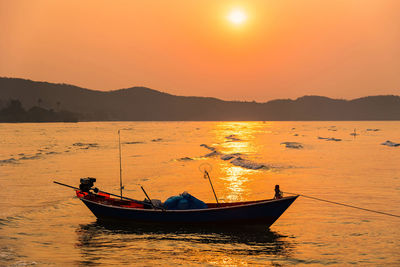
(80, 196, 298, 227)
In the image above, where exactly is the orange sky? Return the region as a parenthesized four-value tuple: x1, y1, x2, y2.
(0, 0, 399, 101)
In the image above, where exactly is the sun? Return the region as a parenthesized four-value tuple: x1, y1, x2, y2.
(227, 9, 247, 25)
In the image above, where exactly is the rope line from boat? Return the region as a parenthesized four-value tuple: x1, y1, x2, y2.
(283, 191, 400, 218)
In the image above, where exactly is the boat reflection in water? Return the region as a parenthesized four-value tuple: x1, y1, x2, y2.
(75, 220, 295, 266)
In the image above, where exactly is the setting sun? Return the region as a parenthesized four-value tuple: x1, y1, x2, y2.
(227, 9, 247, 25)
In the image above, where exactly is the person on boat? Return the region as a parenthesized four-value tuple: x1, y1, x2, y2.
(274, 185, 283, 199)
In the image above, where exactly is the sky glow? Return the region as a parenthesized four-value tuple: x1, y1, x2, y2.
(0, 0, 399, 101)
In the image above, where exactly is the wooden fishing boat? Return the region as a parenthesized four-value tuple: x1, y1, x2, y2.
(74, 188, 298, 227)
(54, 132, 298, 227)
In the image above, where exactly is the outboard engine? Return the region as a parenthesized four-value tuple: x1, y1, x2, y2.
(79, 177, 98, 193)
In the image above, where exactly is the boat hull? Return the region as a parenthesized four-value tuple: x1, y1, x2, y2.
(80, 196, 298, 227)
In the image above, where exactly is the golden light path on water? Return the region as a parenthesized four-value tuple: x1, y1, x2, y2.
(220, 166, 251, 202)
(214, 122, 261, 202)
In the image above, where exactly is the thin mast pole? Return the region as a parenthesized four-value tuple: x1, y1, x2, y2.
(118, 129, 123, 200)
(205, 170, 219, 206)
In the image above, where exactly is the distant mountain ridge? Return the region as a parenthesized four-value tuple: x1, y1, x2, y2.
(1, 77, 399, 121)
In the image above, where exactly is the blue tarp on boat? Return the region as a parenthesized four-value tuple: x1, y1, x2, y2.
(164, 192, 208, 210)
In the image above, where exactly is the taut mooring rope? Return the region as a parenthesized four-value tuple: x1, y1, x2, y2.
(283, 191, 400, 219)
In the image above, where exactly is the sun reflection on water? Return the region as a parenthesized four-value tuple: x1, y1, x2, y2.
(214, 122, 267, 202)
(214, 122, 264, 155)
(220, 165, 252, 201)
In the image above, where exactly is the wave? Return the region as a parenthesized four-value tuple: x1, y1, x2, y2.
(200, 144, 268, 170)
(318, 137, 342, 142)
(200, 144, 216, 151)
(123, 141, 144, 145)
(381, 140, 400, 147)
(281, 142, 303, 149)
(230, 157, 267, 170)
(0, 158, 18, 165)
(220, 153, 242, 160)
(177, 157, 194, 161)
(225, 135, 242, 142)
(72, 142, 99, 149)
(0, 142, 100, 166)
(19, 155, 41, 160)
(204, 151, 221, 157)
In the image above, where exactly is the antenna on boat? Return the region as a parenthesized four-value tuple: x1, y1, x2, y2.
(118, 129, 123, 200)
(199, 163, 219, 207)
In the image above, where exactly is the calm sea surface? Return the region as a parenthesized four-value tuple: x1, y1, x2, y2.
(0, 121, 399, 266)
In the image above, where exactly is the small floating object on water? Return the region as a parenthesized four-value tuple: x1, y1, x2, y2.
(381, 140, 400, 147)
(350, 128, 358, 136)
(366, 128, 380, 132)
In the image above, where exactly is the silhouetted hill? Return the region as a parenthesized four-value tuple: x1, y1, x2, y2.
(1, 77, 399, 121)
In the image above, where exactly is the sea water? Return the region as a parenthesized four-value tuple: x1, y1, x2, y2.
(0, 121, 399, 266)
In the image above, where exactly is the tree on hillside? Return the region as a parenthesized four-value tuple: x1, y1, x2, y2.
(0, 99, 27, 122)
